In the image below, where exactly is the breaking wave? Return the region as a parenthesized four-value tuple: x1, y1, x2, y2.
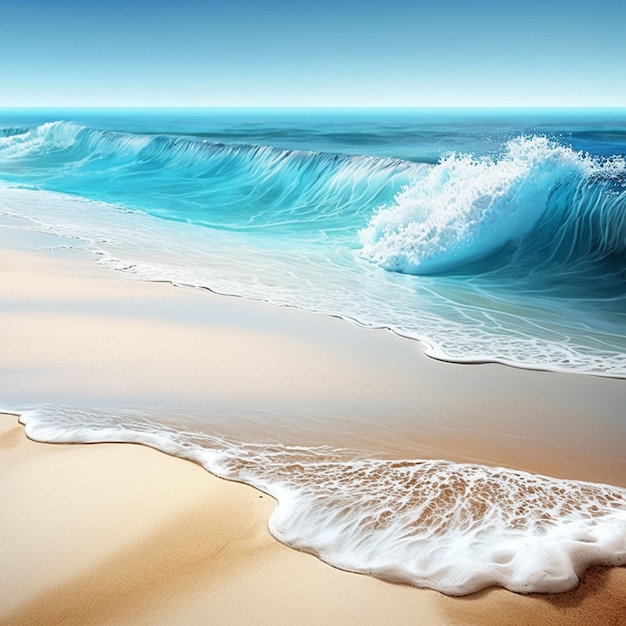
(0, 121, 422, 236)
(360, 136, 626, 283)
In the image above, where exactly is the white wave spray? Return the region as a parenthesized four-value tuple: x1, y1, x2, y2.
(360, 136, 626, 275)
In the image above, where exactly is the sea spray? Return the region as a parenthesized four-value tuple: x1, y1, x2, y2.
(17, 405, 626, 596)
(360, 136, 626, 276)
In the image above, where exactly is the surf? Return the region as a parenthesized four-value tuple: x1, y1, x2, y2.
(17, 405, 626, 596)
(360, 136, 626, 283)
(1, 122, 625, 377)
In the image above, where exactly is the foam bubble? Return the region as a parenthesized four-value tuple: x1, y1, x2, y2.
(222, 451, 626, 595)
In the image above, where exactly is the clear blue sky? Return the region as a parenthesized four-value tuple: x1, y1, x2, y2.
(2, 0, 625, 107)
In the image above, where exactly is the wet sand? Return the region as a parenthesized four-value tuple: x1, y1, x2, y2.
(0, 221, 624, 623)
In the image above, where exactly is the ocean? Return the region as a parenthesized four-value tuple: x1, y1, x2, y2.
(1, 108, 625, 376)
(1, 108, 625, 595)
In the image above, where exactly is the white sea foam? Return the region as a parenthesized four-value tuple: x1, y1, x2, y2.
(15, 405, 626, 596)
(360, 136, 625, 274)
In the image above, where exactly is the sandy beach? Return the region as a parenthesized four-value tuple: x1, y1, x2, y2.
(1, 221, 625, 624)
(2, 415, 625, 626)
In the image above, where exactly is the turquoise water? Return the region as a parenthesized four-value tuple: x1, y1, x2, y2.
(1, 108, 624, 375)
(2, 109, 626, 595)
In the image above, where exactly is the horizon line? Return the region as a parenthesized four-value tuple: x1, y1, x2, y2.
(2, 105, 625, 110)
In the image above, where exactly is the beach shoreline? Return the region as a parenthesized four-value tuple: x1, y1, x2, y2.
(2, 414, 625, 625)
(1, 219, 624, 485)
(0, 222, 625, 623)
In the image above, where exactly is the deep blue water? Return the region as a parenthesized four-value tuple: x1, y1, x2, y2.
(1, 108, 625, 375)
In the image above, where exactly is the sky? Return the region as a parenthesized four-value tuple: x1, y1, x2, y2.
(1, 0, 625, 107)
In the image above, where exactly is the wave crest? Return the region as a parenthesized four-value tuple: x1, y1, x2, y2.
(0, 121, 423, 235)
(360, 136, 626, 275)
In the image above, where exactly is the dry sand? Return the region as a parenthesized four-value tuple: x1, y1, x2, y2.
(0, 221, 624, 624)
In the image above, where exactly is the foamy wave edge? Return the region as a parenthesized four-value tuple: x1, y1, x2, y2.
(14, 405, 626, 596)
